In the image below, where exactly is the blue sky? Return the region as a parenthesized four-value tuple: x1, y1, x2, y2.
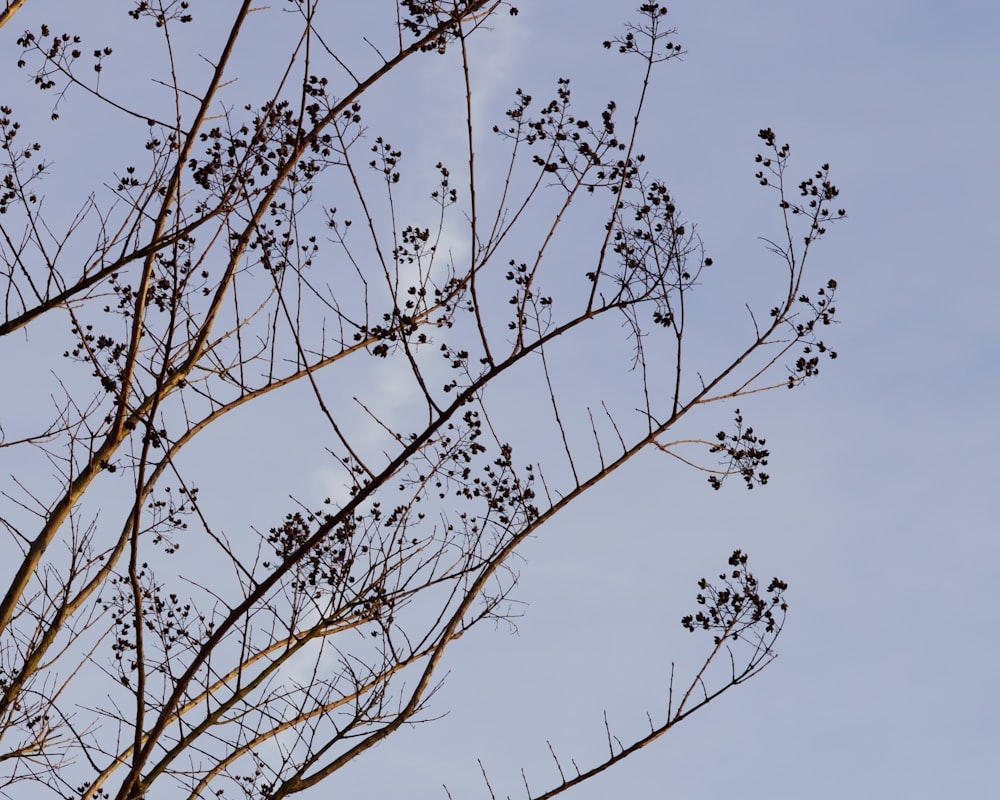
(1, 1, 997, 798)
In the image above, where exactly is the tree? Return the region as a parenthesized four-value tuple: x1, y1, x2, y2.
(0, 2, 844, 798)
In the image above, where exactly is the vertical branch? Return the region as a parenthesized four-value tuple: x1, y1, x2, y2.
(459, 24, 493, 365)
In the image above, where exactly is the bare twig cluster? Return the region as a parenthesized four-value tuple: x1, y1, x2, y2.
(0, 3, 843, 798)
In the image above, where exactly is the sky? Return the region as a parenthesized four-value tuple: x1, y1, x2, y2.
(1, 1, 998, 798)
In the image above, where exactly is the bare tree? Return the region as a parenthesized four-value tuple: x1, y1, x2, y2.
(0, 2, 844, 798)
